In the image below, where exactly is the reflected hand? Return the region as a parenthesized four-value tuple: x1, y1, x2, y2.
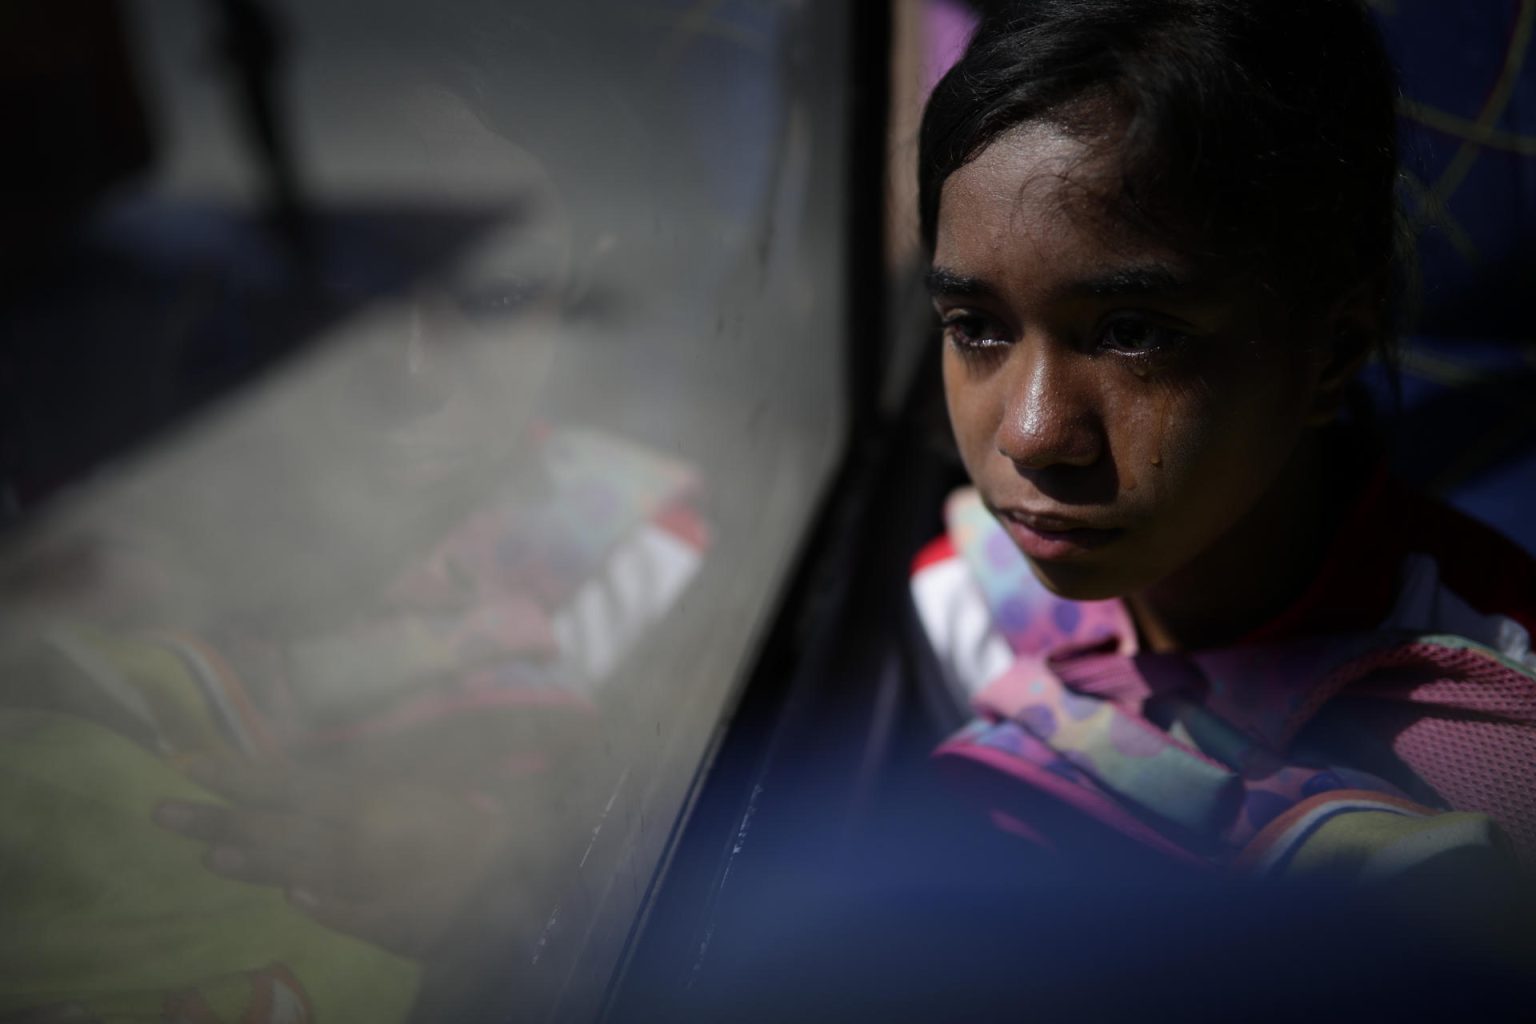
(152, 756, 517, 959)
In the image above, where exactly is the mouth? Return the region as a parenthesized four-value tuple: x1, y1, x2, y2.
(995, 508, 1125, 562)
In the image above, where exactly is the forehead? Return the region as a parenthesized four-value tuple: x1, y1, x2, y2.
(935, 122, 1172, 278)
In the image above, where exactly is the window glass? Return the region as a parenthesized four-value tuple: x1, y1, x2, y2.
(0, 1, 849, 1019)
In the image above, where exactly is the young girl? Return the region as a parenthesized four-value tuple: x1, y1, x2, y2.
(911, 0, 1536, 876)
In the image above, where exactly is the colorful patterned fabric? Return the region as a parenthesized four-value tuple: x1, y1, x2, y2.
(919, 488, 1536, 877)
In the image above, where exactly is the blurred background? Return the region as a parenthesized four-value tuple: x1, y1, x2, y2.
(0, 1, 1532, 1022)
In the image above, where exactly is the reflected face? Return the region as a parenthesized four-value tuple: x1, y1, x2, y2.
(932, 123, 1327, 600)
(323, 83, 573, 490)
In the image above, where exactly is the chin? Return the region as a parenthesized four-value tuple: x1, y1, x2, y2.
(1025, 558, 1137, 604)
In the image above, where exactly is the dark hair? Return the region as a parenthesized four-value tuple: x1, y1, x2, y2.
(918, 0, 1404, 345)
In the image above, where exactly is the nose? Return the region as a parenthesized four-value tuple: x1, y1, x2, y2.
(994, 340, 1103, 470)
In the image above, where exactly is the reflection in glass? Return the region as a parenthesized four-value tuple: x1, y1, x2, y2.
(0, 0, 847, 1020)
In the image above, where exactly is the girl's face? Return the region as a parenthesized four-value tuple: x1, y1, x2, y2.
(933, 123, 1334, 602)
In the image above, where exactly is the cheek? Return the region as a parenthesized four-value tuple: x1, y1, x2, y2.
(1128, 354, 1313, 522)
(940, 350, 976, 451)
(941, 348, 993, 473)
(1102, 376, 1185, 486)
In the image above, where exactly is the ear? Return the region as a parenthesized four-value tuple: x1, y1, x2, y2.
(1306, 282, 1383, 426)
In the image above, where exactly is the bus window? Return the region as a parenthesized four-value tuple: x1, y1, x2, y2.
(0, 1, 856, 1020)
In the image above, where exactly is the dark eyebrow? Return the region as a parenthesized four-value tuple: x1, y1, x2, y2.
(1071, 264, 1203, 299)
(929, 263, 1215, 303)
(925, 267, 995, 299)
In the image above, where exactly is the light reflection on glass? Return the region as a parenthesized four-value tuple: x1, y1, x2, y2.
(0, 0, 846, 1020)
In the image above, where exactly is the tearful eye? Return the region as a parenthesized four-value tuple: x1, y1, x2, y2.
(1099, 318, 1187, 356)
(941, 312, 1009, 352)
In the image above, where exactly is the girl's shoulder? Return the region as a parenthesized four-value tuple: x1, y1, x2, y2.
(1380, 480, 1536, 637)
(1248, 471, 1536, 660)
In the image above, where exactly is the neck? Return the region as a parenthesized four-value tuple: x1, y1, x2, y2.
(1126, 431, 1341, 653)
